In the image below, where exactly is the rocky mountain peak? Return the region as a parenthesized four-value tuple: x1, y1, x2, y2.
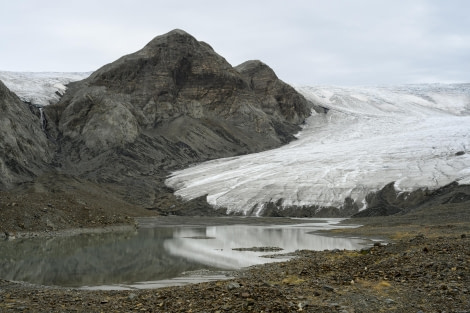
(42, 29, 311, 207)
(136, 29, 213, 58)
(143, 29, 201, 48)
(236, 60, 278, 81)
(87, 28, 229, 92)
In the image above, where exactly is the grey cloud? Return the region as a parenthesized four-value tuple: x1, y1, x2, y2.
(0, 0, 468, 85)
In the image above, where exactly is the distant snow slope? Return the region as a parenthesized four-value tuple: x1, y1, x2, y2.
(0, 71, 90, 106)
(166, 84, 470, 215)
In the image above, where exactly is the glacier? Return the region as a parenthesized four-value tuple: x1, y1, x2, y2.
(165, 84, 470, 215)
(0, 71, 90, 106)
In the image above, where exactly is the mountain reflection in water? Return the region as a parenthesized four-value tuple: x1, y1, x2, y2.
(0, 218, 366, 289)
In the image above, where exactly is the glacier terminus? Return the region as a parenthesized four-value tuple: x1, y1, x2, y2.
(165, 84, 470, 215)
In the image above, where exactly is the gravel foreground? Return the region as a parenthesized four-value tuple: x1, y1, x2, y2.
(1, 219, 469, 312)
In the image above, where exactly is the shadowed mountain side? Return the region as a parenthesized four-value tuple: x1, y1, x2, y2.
(0, 81, 53, 189)
(353, 181, 470, 218)
(44, 29, 311, 208)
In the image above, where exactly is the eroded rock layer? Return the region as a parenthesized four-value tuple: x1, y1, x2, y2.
(41, 29, 311, 207)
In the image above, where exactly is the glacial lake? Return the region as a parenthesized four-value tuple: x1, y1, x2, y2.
(0, 217, 369, 290)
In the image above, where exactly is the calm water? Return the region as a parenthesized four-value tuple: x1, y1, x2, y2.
(0, 217, 367, 289)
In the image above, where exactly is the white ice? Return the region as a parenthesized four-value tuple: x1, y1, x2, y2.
(166, 84, 470, 215)
(0, 71, 90, 106)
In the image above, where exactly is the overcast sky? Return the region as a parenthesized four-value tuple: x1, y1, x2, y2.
(0, 0, 469, 86)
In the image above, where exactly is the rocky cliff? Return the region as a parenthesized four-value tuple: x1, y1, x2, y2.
(0, 81, 52, 189)
(41, 29, 311, 207)
(353, 181, 470, 218)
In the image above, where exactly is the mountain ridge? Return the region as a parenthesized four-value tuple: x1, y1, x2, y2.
(1, 29, 312, 212)
(2, 30, 469, 223)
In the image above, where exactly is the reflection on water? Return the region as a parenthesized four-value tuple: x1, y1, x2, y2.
(0, 218, 366, 289)
(165, 224, 363, 269)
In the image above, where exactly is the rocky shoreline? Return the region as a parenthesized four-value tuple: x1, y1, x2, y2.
(1, 207, 469, 313)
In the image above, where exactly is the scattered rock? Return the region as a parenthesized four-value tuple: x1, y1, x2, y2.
(227, 282, 240, 290)
(322, 285, 335, 292)
(221, 304, 232, 310)
(128, 293, 137, 300)
(385, 298, 395, 305)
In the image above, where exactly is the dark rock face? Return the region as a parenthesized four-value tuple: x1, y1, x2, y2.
(43, 29, 311, 207)
(0, 81, 52, 188)
(235, 60, 309, 121)
(235, 60, 310, 141)
(353, 181, 470, 218)
(353, 182, 427, 217)
(259, 196, 360, 218)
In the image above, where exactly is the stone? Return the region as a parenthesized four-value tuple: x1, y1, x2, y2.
(221, 304, 232, 310)
(385, 298, 395, 305)
(227, 282, 240, 290)
(322, 285, 335, 292)
(5, 231, 16, 240)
